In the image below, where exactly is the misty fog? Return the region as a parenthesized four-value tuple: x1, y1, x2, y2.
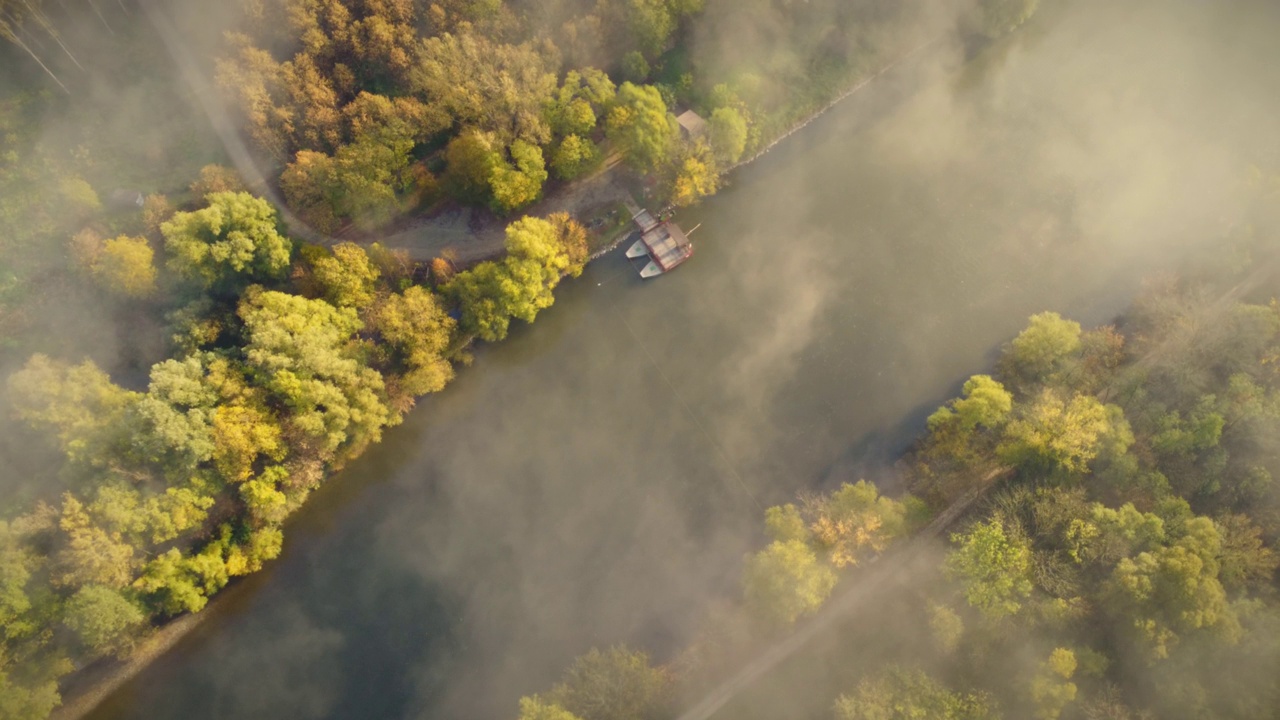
(2, 0, 1279, 719)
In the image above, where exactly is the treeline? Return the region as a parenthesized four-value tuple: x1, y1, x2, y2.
(215, 0, 748, 230)
(0, 182, 588, 717)
(511, 181, 1280, 720)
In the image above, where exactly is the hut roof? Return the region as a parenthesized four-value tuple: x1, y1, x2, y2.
(676, 110, 707, 138)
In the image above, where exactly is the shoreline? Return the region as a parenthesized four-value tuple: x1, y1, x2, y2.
(48, 30, 960, 720)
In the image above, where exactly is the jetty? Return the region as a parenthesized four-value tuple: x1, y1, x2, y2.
(624, 206, 695, 278)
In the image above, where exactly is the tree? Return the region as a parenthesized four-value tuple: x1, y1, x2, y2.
(190, 164, 245, 199)
(161, 192, 292, 289)
(312, 242, 380, 309)
(414, 31, 556, 144)
(0, 523, 31, 637)
(369, 285, 457, 401)
(1104, 517, 1238, 659)
(1005, 312, 1081, 381)
(998, 391, 1115, 474)
(621, 51, 650, 83)
(606, 83, 677, 174)
(945, 518, 1033, 619)
(90, 236, 156, 298)
(490, 140, 548, 214)
(447, 216, 577, 341)
(238, 288, 391, 454)
(668, 152, 718, 207)
(518, 696, 583, 720)
(708, 107, 748, 165)
(132, 548, 209, 616)
(282, 127, 415, 230)
(551, 135, 602, 181)
(7, 355, 139, 466)
(929, 375, 1013, 435)
(834, 667, 1000, 720)
(743, 539, 838, 626)
(804, 481, 909, 568)
(54, 496, 137, 590)
(548, 646, 671, 720)
(1029, 648, 1077, 720)
(62, 585, 147, 657)
(130, 355, 220, 472)
(443, 130, 501, 206)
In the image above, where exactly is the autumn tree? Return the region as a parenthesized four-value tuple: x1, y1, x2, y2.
(311, 242, 381, 309)
(668, 149, 719, 207)
(803, 480, 910, 568)
(368, 285, 457, 403)
(998, 391, 1117, 474)
(162, 192, 292, 290)
(190, 164, 245, 199)
(89, 236, 156, 298)
(517, 696, 583, 720)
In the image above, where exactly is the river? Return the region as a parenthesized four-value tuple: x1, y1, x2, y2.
(89, 0, 1280, 718)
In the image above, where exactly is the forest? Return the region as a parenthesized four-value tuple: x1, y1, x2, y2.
(0, 0, 1202, 717)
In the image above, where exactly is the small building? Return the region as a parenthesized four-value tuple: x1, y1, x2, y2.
(675, 109, 707, 141)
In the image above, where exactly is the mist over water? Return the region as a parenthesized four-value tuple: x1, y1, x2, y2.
(86, 0, 1280, 718)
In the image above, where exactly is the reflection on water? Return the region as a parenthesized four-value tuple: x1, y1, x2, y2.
(92, 0, 1280, 718)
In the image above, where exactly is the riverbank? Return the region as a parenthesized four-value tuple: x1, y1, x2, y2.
(50, 24, 971, 720)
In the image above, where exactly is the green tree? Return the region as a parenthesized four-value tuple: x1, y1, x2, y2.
(0, 523, 32, 638)
(743, 539, 838, 626)
(130, 355, 220, 472)
(1005, 311, 1081, 381)
(707, 107, 748, 165)
(548, 646, 670, 720)
(606, 83, 677, 174)
(834, 667, 1000, 720)
(928, 375, 1013, 435)
(447, 216, 577, 341)
(1029, 648, 1077, 720)
(62, 585, 147, 657)
(945, 518, 1033, 619)
(620, 51, 650, 83)
(312, 242, 381, 309)
(132, 548, 209, 616)
(54, 496, 138, 590)
(490, 140, 548, 214)
(0, 666, 61, 720)
(238, 288, 391, 454)
(443, 130, 501, 206)
(161, 192, 292, 290)
(369, 285, 457, 401)
(1104, 517, 1238, 659)
(90, 236, 156, 299)
(551, 135, 602, 181)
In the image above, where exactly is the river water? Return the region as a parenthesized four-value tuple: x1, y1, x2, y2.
(91, 1, 1280, 718)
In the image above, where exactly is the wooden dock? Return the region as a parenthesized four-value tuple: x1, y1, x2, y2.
(625, 207, 694, 278)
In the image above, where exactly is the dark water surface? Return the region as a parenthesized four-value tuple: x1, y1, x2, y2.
(91, 1, 1280, 718)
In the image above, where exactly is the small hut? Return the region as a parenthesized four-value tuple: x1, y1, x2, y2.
(675, 110, 707, 142)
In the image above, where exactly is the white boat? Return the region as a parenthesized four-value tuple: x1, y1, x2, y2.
(639, 261, 664, 278)
(625, 240, 649, 259)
